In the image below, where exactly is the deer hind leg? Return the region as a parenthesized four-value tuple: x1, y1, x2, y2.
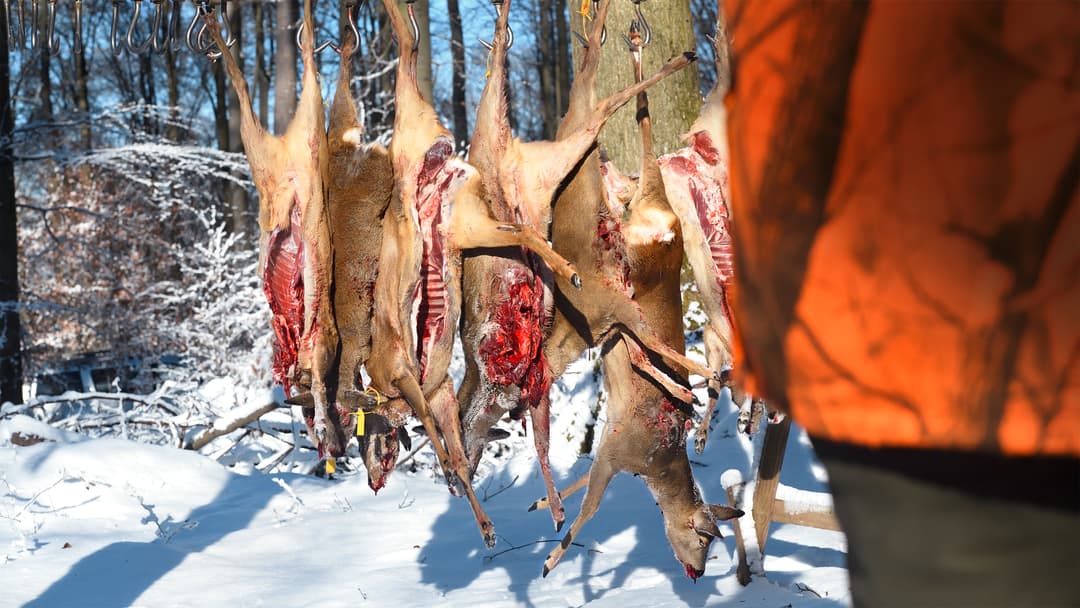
(542, 456, 617, 577)
(395, 373, 497, 548)
(528, 472, 588, 512)
(529, 389, 566, 531)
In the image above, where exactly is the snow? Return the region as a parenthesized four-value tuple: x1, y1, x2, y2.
(0, 361, 850, 607)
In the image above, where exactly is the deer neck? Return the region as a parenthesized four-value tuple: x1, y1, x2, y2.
(645, 455, 704, 522)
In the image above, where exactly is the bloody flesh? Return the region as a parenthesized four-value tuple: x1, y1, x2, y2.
(414, 140, 461, 381)
(659, 131, 735, 328)
(263, 204, 305, 397)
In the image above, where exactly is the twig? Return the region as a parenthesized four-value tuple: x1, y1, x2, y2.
(483, 538, 594, 562)
(3, 475, 67, 521)
(394, 437, 431, 471)
(481, 475, 519, 502)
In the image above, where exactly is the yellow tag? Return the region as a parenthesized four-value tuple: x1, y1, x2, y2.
(325, 457, 336, 475)
(356, 412, 365, 437)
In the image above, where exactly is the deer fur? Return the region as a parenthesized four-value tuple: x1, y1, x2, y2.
(537, 29, 741, 578)
(658, 9, 764, 452)
(457, 0, 703, 477)
(362, 0, 582, 548)
(202, 0, 342, 457)
(324, 35, 410, 490)
(526, 0, 713, 532)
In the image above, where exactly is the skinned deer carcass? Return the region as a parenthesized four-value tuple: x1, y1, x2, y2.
(526, 0, 712, 532)
(537, 31, 742, 579)
(457, 0, 699, 477)
(325, 35, 404, 491)
(362, 0, 581, 548)
(203, 1, 343, 457)
(658, 10, 764, 452)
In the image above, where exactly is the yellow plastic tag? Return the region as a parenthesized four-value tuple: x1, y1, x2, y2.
(356, 412, 365, 437)
(325, 457, 336, 475)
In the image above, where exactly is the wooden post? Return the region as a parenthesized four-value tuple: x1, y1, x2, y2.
(725, 414, 842, 585)
(752, 414, 791, 554)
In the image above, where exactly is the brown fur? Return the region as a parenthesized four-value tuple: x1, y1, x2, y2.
(539, 32, 740, 577)
(658, 15, 764, 452)
(529, 0, 711, 531)
(363, 0, 582, 548)
(203, 1, 340, 456)
(457, 0, 698, 477)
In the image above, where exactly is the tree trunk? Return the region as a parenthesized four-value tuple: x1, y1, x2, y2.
(447, 0, 467, 148)
(164, 45, 181, 142)
(573, 0, 700, 173)
(34, 4, 52, 124)
(72, 1, 91, 149)
(537, 0, 557, 139)
(553, 0, 570, 121)
(255, 0, 270, 127)
(226, 2, 249, 237)
(275, 0, 299, 134)
(0, 7, 22, 405)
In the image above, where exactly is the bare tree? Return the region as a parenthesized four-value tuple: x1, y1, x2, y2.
(275, 0, 299, 134)
(447, 0, 468, 147)
(574, 0, 700, 172)
(0, 5, 21, 405)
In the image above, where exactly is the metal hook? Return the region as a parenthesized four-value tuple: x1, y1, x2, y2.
(127, 0, 153, 54)
(591, 0, 605, 46)
(218, 0, 236, 48)
(187, 0, 220, 57)
(110, 0, 123, 54)
(329, 0, 360, 56)
(295, 21, 334, 54)
(405, 0, 419, 52)
(478, 0, 513, 51)
(28, 0, 36, 49)
(167, 0, 183, 52)
(631, 0, 649, 46)
(44, 0, 58, 54)
(148, 0, 168, 53)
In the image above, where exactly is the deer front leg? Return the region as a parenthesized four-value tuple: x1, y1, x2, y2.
(542, 457, 617, 577)
(529, 389, 566, 531)
(622, 339, 695, 404)
(610, 294, 718, 384)
(395, 373, 497, 548)
(450, 189, 581, 288)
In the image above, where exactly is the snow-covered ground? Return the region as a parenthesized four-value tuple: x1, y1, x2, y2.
(0, 353, 849, 607)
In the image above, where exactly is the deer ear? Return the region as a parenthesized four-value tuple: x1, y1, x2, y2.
(692, 508, 722, 538)
(707, 504, 744, 522)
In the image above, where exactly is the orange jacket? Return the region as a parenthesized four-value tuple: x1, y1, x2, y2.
(726, 1, 1079, 456)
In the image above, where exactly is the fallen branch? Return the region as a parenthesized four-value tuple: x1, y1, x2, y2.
(394, 437, 431, 471)
(185, 402, 279, 451)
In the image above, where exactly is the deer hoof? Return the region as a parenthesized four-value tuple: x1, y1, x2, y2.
(555, 519, 564, 533)
(571, 273, 582, 290)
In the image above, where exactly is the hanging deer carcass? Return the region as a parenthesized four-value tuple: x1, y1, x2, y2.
(203, 1, 345, 458)
(514, 0, 713, 532)
(535, 26, 742, 580)
(658, 9, 764, 451)
(457, 0, 701, 477)
(362, 0, 582, 548)
(323, 32, 408, 491)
